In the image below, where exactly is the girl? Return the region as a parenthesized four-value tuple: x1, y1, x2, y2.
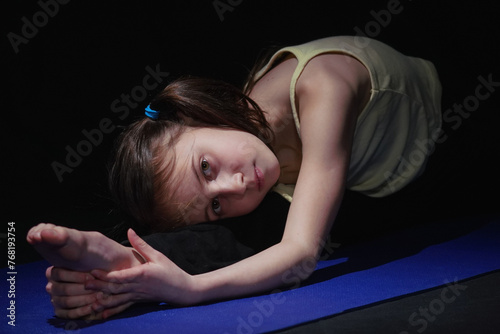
(27, 36, 442, 319)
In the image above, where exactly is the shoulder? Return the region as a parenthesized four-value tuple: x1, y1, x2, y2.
(296, 53, 370, 101)
(295, 53, 371, 120)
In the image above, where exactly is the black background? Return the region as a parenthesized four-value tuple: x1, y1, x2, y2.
(3, 0, 500, 264)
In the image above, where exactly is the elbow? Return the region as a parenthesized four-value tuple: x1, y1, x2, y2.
(278, 237, 323, 289)
(280, 253, 318, 289)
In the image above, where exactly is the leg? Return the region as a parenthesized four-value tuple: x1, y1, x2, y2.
(27, 223, 144, 272)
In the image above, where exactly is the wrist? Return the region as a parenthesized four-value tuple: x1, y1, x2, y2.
(181, 274, 209, 306)
(157, 272, 209, 307)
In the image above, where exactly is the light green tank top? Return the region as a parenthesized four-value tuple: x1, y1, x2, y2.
(256, 36, 442, 199)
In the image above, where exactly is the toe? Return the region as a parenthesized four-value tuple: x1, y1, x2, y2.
(40, 228, 68, 247)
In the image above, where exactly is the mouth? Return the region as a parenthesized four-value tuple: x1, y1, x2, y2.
(254, 166, 263, 192)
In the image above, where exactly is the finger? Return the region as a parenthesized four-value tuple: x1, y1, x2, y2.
(52, 293, 97, 309)
(101, 302, 135, 319)
(87, 269, 110, 281)
(54, 304, 95, 320)
(50, 282, 94, 296)
(85, 278, 133, 295)
(90, 266, 143, 285)
(45, 266, 55, 280)
(93, 292, 135, 312)
(50, 267, 94, 283)
(82, 311, 105, 321)
(46, 281, 53, 294)
(127, 228, 163, 263)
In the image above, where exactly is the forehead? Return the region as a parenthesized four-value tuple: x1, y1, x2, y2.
(181, 126, 252, 145)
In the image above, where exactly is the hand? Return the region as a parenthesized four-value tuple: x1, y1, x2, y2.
(85, 229, 197, 313)
(45, 266, 134, 319)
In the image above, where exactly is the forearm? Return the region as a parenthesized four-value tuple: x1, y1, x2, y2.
(188, 172, 345, 305)
(190, 240, 317, 304)
(84, 230, 318, 311)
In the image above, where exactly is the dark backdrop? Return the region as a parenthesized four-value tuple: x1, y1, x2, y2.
(3, 0, 499, 264)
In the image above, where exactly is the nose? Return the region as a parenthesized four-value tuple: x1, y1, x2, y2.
(210, 172, 246, 197)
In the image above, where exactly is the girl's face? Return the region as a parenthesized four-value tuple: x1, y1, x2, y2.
(166, 127, 280, 224)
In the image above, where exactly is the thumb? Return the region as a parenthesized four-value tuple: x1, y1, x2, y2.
(127, 229, 162, 263)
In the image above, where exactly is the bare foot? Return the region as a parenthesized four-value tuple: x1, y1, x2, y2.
(27, 223, 144, 272)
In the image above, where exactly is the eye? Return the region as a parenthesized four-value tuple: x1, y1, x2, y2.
(201, 158, 221, 216)
(212, 198, 221, 215)
(201, 158, 212, 177)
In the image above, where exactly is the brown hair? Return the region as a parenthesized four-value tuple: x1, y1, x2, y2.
(109, 76, 274, 232)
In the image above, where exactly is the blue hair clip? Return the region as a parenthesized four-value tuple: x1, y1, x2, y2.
(145, 104, 159, 120)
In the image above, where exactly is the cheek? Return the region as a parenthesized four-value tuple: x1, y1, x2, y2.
(270, 153, 280, 177)
(235, 140, 256, 158)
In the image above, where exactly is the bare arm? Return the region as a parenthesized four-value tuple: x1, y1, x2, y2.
(188, 54, 363, 304)
(89, 54, 366, 308)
